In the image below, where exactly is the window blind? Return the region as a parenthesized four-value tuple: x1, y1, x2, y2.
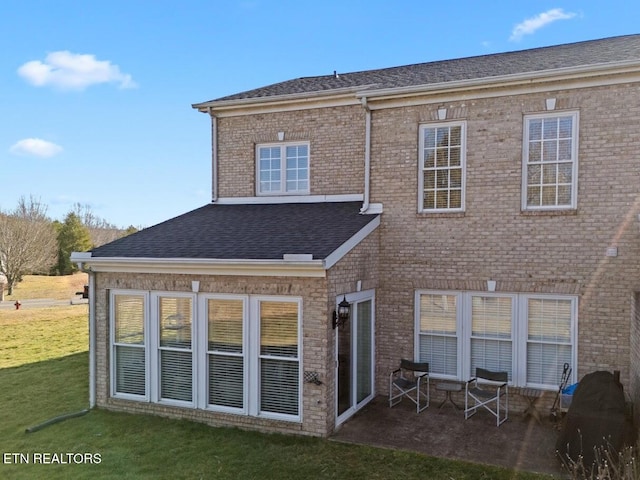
(158, 296, 192, 402)
(470, 296, 512, 379)
(113, 294, 145, 396)
(527, 298, 572, 385)
(418, 294, 457, 376)
(259, 301, 299, 416)
(207, 298, 244, 409)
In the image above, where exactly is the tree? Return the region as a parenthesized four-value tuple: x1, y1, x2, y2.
(0, 196, 57, 295)
(56, 212, 93, 275)
(70, 202, 133, 247)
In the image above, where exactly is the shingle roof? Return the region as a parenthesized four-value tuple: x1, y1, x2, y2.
(90, 202, 378, 260)
(205, 35, 640, 103)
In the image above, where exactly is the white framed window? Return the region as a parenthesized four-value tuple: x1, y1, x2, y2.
(523, 112, 579, 210)
(468, 294, 515, 381)
(257, 143, 309, 195)
(418, 122, 466, 212)
(522, 296, 574, 387)
(153, 293, 195, 405)
(415, 291, 577, 389)
(254, 298, 301, 419)
(202, 295, 247, 413)
(111, 290, 148, 400)
(416, 292, 460, 378)
(109, 291, 302, 422)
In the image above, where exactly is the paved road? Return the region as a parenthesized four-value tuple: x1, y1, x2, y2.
(0, 298, 88, 309)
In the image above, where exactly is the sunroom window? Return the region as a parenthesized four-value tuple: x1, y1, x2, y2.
(112, 292, 147, 398)
(109, 291, 301, 421)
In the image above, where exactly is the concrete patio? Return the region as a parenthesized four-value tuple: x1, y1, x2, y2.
(331, 395, 566, 477)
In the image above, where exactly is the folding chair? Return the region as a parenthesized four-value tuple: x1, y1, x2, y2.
(464, 368, 508, 426)
(389, 359, 430, 412)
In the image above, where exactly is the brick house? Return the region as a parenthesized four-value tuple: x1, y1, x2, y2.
(72, 34, 640, 437)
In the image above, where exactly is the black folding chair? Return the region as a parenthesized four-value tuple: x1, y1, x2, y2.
(389, 359, 430, 413)
(464, 368, 508, 426)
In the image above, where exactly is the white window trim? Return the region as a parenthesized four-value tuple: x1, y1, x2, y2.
(109, 290, 302, 423)
(418, 121, 466, 213)
(521, 111, 579, 211)
(197, 293, 249, 415)
(250, 295, 303, 422)
(413, 290, 463, 381)
(256, 141, 310, 196)
(517, 294, 578, 390)
(415, 290, 578, 389)
(150, 292, 197, 408)
(110, 289, 150, 401)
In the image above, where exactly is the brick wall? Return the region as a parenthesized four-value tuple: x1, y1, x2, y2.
(215, 106, 365, 198)
(325, 227, 380, 431)
(93, 271, 333, 437)
(369, 83, 640, 409)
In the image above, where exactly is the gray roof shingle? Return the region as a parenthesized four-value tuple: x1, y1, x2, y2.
(203, 35, 640, 103)
(90, 202, 378, 260)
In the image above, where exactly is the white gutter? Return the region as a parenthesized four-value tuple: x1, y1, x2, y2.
(88, 270, 96, 408)
(210, 107, 218, 203)
(360, 97, 371, 214)
(192, 85, 375, 112)
(70, 252, 326, 278)
(354, 60, 640, 103)
(192, 60, 640, 116)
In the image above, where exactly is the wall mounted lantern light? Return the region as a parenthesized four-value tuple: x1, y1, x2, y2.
(332, 295, 351, 329)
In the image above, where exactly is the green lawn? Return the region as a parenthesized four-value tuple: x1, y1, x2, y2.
(0, 305, 554, 479)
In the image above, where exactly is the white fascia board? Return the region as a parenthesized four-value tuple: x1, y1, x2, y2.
(357, 61, 640, 107)
(192, 86, 376, 116)
(360, 203, 383, 214)
(324, 215, 380, 270)
(215, 194, 363, 205)
(72, 256, 326, 278)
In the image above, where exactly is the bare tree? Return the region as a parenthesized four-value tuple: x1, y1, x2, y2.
(71, 202, 124, 247)
(0, 196, 57, 295)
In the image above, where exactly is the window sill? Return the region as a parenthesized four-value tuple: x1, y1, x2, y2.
(520, 209, 578, 217)
(417, 211, 466, 219)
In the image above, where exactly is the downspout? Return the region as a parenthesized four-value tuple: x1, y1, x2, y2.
(88, 269, 96, 408)
(360, 97, 371, 214)
(209, 107, 219, 203)
(26, 262, 94, 432)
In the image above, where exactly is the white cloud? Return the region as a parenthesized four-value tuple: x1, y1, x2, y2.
(9, 138, 63, 158)
(17, 51, 137, 91)
(510, 8, 576, 42)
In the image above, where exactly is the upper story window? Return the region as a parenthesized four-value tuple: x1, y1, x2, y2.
(257, 143, 309, 195)
(523, 112, 578, 210)
(418, 122, 466, 212)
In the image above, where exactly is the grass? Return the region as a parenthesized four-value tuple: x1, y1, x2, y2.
(0, 275, 556, 479)
(4, 273, 88, 301)
(0, 306, 88, 368)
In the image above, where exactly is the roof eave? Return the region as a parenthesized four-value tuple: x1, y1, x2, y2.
(70, 253, 326, 278)
(192, 85, 375, 113)
(356, 59, 640, 102)
(193, 59, 640, 115)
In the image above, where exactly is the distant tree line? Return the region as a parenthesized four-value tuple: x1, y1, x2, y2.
(0, 196, 138, 295)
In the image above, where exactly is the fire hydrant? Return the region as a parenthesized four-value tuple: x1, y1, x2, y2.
(14, 300, 21, 310)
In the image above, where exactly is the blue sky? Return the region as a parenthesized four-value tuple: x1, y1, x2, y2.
(1, 1, 638, 228)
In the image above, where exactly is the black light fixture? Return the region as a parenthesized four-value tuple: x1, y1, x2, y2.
(332, 295, 351, 329)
